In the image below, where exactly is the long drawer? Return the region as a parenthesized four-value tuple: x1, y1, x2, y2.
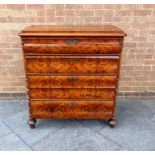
(30, 100, 115, 119)
(28, 75, 118, 88)
(23, 37, 122, 55)
(29, 88, 115, 100)
(26, 56, 119, 74)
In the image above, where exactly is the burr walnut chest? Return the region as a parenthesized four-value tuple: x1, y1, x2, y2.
(19, 25, 126, 128)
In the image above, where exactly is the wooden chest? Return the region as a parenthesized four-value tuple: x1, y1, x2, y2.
(19, 25, 126, 128)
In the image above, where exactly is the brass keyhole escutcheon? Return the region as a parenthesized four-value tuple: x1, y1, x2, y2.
(68, 102, 77, 107)
(67, 77, 78, 82)
(65, 39, 79, 45)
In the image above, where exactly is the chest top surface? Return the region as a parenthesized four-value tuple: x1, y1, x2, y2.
(18, 25, 127, 37)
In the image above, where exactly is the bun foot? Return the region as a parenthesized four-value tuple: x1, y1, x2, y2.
(108, 119, 116, 128)
(28, 119, 37, 129)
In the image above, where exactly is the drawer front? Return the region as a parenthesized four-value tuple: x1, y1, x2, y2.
(23, 37, 122, 55)
(30, 100, 115, 119)
(26, 56, 119, 74)
(23, 44, 122, 55)
(28, 75, 118, 88)
(29, 88, 115, 99)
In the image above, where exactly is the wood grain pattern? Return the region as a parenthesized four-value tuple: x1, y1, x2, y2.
(23, 37, 122, 55)
(19, 25, 127, 37)
(22, 37, 122, 44)
(19, 25, 126, 128)
(28, 75, 117, 88)
(26, 56, 119, 74)
(29, 88, 115, 99)
(31, 100, 115, 119)
(24, 44, 122, 55)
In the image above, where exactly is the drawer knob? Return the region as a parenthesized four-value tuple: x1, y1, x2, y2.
(67, 77, 78, 82)
(68, 102, 77, 107)
(65, 39, 79, 45)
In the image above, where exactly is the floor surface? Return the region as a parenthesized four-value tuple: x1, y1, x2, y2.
(0, 99, 155, 151)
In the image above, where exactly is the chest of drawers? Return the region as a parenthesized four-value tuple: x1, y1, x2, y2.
(19, 25, 126, 128)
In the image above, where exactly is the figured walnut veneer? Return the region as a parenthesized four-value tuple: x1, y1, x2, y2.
(31, 100, 115, 119)
(26, 56, 119, 74)
(23, 38, 122, 55)
(28, 75, 117, 88)
(19, 25, 126, 128)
